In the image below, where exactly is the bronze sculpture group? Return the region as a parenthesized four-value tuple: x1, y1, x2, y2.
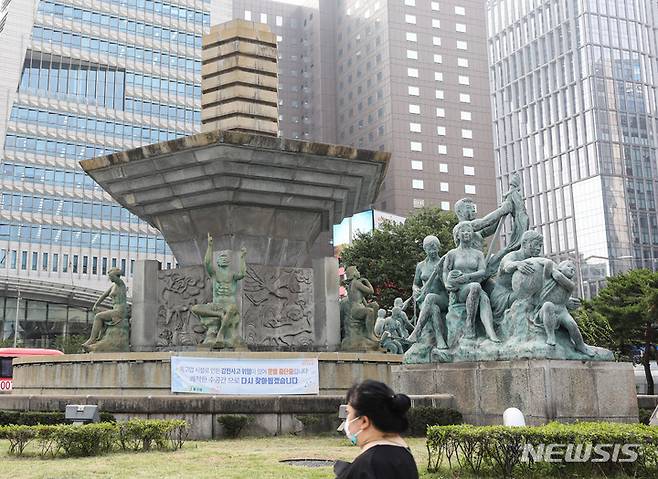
(341, 174, 611, 363)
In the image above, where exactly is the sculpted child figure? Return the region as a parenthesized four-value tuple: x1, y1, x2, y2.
(191, 233, 247, 349)
(391, 297, 414, 334)
(535, 259, 595, 357)
(374, 308, 408, 354)
(341, 266, 380, 350)
(443, 222, 500, 343)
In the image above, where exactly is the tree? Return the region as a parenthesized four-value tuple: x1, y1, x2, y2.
(585, 269, 658, 394)
(339, 208, 458, 311)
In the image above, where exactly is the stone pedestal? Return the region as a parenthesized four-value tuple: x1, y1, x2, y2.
(131, 257, 341, 351)
(392, 360, 638, 425)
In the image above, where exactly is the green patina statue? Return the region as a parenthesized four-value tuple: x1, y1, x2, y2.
(402, 174, 611, 364)
(83, 267, 130, 353)
(340, 266, 380, 351)
(192, 233, 247, 350)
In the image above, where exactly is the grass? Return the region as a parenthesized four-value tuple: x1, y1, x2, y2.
(0, 435, 436, 479)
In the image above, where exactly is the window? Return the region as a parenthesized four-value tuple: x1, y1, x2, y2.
(441, 201, 450, 211)
(434, 72, 443, 81)
(433, 54, 443, 64)
(31, 251, 37, 271)
(409, 104, 420, 114)
(409, 122, 422, 132)
(438, 145, 447, 154)
(459, 93, 471, 103)
(406, 49, 418, 60)
(244, 10, 252, 21)
(462, 129, 473, 139)
(276, 16, 283, 26)
(436, 126, 446, 136)
(456, 23, 466, 33)
(406, 32, 417, 42)
(463, 147, 474, 157)
(432, 19, 440, 28)
(405, 14, 416, 24)
(461, 111, 472, 121)
(436, 107, 445, 117)
(465, 184, 476, 194)
(464, 166, 475, 176)
(21, 251, 27, 270)
(432, 36, 441, 46)
(435, 89, 444, 99)
(404, 0, 416, 6)
(410, 141, 423, 152)
(413, 198, 425, 208)
(411, 160, 423, 170)
(458, 57, 469, 67)
(455, 6, 466, 15)
(408, 86, 420, 96)
(260, 13, 267, 23)
(458, 75, 470, 85)
(439, 163, 448, 173)
(412, 179, 424, 189)
(407, 67, 419, 78)
(457, 40, 468, 50)
(440, 182, 449, 192)
(431, 2, 440, 11)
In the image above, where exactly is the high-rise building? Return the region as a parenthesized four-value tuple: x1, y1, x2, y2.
(221, 0, 498, 216)
(487, 0, 658, 297)
(0, 0, 210, 290)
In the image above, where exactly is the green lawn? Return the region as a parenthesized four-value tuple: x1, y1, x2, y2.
(0, 436, 439, 479)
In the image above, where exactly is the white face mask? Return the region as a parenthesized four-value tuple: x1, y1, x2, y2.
(344, 416, 363, 446)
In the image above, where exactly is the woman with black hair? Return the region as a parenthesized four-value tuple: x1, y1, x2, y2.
(334, 380, 419, 479)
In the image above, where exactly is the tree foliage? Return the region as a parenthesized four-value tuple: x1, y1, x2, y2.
(338, 208, 458, 310)
(582, 269, 658, 393)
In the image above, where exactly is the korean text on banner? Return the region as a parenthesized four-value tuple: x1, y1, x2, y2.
(170, 357, 320, 395)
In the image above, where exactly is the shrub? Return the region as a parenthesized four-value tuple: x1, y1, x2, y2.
(639, 408, 654, 425)
(217, 415, 253, 438)
(426, 422, 658, 478)
(117, 419, 188, 452)
(0, 418, 188, 458)
(406, 406, 462, 436)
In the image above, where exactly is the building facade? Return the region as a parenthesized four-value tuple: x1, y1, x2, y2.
(0, 0, 210, 293)
(488, 0, 658, 297)
(221, 0, 498, 217)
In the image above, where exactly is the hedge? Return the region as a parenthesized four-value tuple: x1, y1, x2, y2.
(0, 410, 115, 426)
(406, 406, 462, 436)
(0, 419, 188, 458)
(427, 422, 658, 478)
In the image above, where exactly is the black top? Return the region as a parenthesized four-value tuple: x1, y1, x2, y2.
(334, 445, 419, 479)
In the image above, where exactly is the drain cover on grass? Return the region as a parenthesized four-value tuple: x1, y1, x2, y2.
(280, 458, 336, 468)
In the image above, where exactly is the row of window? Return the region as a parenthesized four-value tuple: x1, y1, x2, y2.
(409, 104, 473, 122)
(411, 180, 477, 195)
(32, 27, 201, 73)
(412, 198, 452, 211)
(0, 248, 169, 277)
(38, 1, 203, 48)
(106, 0, 209, 25)
(0, 223, 170, 255)
(410, 162, 475, 176)
(410, 141, 476, 158)
(403, 1, 465, 16)
(5, 134, 117, 159)
(126, 71, 200, 98)
(20, 54, 125, 109)
(9, 107, 186, 143)
(1, 194, 138, 224)
(124, 98, 200, 123)
(2, 162, 100, 190)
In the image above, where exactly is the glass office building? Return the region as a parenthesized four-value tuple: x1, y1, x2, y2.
(0, 0, 210, 293)
(487, 0, 658, 297)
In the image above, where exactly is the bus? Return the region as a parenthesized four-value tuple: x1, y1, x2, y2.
(0, 348, 64, 392)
